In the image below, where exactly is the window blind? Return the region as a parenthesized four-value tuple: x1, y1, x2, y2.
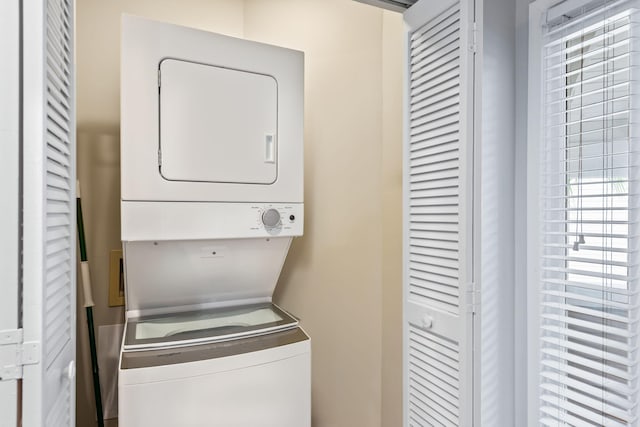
(540, 1, 640, 425)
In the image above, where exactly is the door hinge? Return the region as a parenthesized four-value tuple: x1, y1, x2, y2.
(0, 329, 40, 381)
(158, 69, 161, 88)
(158, 149, 162, 167)
(466, 283, 480, 314)
(469, 21, 478, 53)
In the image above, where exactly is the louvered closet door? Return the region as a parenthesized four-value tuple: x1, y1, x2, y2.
(22, 0, 76, 425)
(403, 0, 476, 426)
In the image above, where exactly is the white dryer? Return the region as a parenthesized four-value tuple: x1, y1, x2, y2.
(118, 16, 309, 427)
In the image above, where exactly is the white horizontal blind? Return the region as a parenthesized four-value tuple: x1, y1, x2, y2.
(540, 1, 640, 425)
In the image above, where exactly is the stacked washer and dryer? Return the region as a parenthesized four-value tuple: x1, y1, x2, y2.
(117, 16, 310, 427)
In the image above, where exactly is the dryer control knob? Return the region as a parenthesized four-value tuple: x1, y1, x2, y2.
(262, 208, 281, 228)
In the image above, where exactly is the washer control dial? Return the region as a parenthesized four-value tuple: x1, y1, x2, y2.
(262, 208, 281, 228)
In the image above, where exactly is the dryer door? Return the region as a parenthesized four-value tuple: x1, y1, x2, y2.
(159, 58, 278, 184)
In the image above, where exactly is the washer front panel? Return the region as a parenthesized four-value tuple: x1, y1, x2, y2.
(121, 327, 308, 369)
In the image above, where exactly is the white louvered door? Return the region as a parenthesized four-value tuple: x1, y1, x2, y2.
(403, 0, 476, 426)
(22, 0, 76, 426)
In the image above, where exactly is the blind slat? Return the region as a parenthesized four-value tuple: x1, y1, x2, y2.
(542, 289, 635, 309)
(541, 360, 634, 397)
(546, 47, 632, 84)
(541, 336, 634, 366)
(546, 80, 630, 107)
(541, 323, 634, 352)
(542, 312, 636, 341)
(542, 277, 639, 296)
(541, 382, 636, 420)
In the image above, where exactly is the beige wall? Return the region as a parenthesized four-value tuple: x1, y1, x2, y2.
(75, 1, 402, 426)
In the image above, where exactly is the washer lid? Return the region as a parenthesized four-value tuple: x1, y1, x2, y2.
(123, 303, 297, 351)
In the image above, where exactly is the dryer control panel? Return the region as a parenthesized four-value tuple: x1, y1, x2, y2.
(254, 205, 300, 235)
(122, 202, 304, 241)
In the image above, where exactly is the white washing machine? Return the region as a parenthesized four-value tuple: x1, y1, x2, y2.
(119, 304, 310, 427)
(118, 16, 309, 427)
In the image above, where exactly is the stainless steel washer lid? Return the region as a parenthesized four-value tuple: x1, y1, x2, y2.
(123, 303, 298, 351)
